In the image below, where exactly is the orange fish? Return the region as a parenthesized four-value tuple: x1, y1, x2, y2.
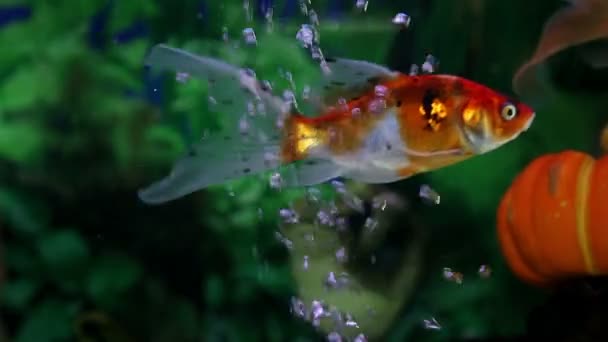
(512, 0, 608, 95)
(138, 44, 535, 204)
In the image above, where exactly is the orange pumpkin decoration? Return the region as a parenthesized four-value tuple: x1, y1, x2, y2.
(497, 150, 608, 287)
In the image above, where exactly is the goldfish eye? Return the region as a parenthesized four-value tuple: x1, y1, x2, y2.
(501, 103, 517, 121)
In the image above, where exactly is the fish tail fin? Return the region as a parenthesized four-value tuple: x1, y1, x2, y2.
(138, 113, 341, 204)
(138, 44, 342, 204)
(138, 135, 284, 204)
(138, 44, 289, 204)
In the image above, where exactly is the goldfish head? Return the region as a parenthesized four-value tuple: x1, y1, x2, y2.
(459, 87, 535, 154)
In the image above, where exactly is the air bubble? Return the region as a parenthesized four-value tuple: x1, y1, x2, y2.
(239, 116, 250, 135)
(374, 84, 389, 97)
(335, 247, 348, 263)
(422, 54, 439, 73)
(327, 332, 342, 342)
(274, 231, 293, 250)
(355, 0, 369, 12)
(368, 98, 387, 114)
(309, 9, 320, 26)
(242, 27, 257, 45)
(409, 64, 420, 76)
(269, 172, 283, 189)
(423, 317, 442, 330)
(290, 296, 307, 318)
(419, 184, 440, 205)
(478, 264, 492, 278)
(364, 217, 378, 231)
(392, 13, 411, 27)
(175, 72, 190, 83)
(354, 334, 368, 342)
(443, 267, 463, 284)
(279, 208, 299, 224)
(296, 24, 315, 48)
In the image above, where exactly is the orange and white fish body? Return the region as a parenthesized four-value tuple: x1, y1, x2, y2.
(138, 44, 535, 204)
(281, 74, 535, 183)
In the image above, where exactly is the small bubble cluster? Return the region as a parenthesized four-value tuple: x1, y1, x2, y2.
(290, 296, 365, 338)
(293, 2, 331, 73)
(331, 180, 365, 213)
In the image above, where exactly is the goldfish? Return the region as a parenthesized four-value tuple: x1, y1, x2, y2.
(138, 44, 535, 204)
(513, 0, 608, 95)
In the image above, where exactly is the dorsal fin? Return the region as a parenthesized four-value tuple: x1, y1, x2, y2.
(317, 57, 399, 107)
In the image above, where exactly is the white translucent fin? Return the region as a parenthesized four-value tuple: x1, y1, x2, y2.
(138, 139, 282, 204)
(323, 57, 398, 85)
(145, 44, 287, 136)
(318, 57, 399, 106)
(139, 44, 295, 204)
(280, 159, 343, 187)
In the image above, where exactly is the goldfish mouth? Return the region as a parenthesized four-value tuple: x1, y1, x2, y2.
(523, 113, 535, 132)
